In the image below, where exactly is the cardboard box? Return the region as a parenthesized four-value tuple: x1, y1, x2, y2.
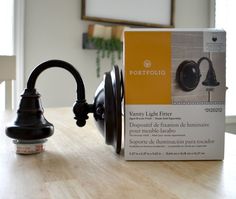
(124, 29, 226, 160)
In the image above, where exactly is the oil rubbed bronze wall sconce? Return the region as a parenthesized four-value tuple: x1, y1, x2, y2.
(5, 60, 122, 154)
(176, 57, 220, 92)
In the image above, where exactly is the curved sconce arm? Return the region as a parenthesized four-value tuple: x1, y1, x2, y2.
(197, 57, 213, 69)
(26, 59, 91, 127)
(27, 60, 86, 101)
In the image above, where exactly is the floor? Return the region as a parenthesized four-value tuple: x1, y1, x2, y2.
(226, 123, 236, 134)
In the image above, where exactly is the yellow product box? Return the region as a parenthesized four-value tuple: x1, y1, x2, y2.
(124, 29, 226, 160)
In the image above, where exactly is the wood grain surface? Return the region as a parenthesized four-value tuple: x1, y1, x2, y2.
(0, 108, 235, 199)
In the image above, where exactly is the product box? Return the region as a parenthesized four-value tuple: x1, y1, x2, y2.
(124, 29, 226, 160)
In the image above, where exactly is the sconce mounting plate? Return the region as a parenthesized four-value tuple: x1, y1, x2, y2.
(104, 65, 122, 153)
(176, 60, 201, 91)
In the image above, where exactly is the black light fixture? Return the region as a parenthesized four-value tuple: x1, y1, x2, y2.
(176, 57, 220, 92)
(5, 60, 122, 154)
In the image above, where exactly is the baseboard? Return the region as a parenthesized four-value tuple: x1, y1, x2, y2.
(226, 116, 236, 124)
(225, 116, 236, 134)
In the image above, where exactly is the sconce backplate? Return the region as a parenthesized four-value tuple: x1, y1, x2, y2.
(104, 66, 122, 153)
(176, 60, 201, 91)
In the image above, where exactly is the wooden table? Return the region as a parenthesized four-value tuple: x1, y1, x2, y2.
(1, 108, 236, 199)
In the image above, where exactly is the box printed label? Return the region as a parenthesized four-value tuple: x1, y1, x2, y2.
(125, 104, 225, 160)
(203, 31, 226, 52)
(124, 31, 172, 104)
(124, 30, 226, 160)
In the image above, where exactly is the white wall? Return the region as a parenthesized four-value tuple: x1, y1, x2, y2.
(24, 0, 211, 107)
(175, 0, 211, 28)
